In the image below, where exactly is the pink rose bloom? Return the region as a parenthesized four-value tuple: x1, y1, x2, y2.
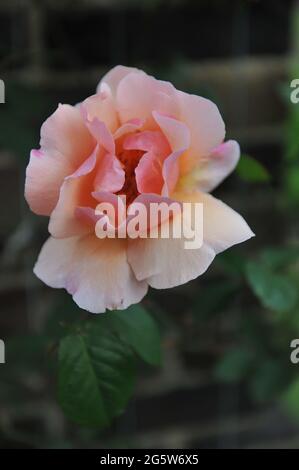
(25, 66, 254, 313)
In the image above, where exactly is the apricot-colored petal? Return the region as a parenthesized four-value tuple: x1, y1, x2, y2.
(80, 93, 118, 132)
(92, 191, 127, 230)
(25, 104, 95, 215)
(128, 210, 215, 288)
(127, 193, 182, 237)
(124, 129, 170, 195)
(97, 65, 140, 96)
(177, 91, 225, 173)
(113, 118, 144, 140)
(128, 189, 254, 288)
(195, 140, 240, 192)
(135, 151, 164, 194)
(48, 150, 97, 238)
(94, 151, 125, 193)
(173, 189, 255, 254)
(162, 150, 182, 196)
(75, 207, 101, 226)
(116, 71, 179, 127)
(153, 111, 190, 153)
(123, 130, 170, 156)
(153, 112, 191, 196)
(34, 236, 148, 314)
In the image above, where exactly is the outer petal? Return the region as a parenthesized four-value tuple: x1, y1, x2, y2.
(128, 210, 215, 289)
(48, 150, 97, 238)
(128, 190, 254, 289)
(194, 140, 240, 192)
(138, 241, 215, 290)
(34, 236, 148, 314)
(177, 140, 240, 193)
(39, 104, 94, 162)
(25, 104, 95, 215)
(177, 91, 226, 174)
(97, 65, 140, 96)
(80, 93, 118, 133)
(173, 189, 255, 254)
(116, 71, 179, 127)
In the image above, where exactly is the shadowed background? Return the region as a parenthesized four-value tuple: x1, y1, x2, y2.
(1, 0, 299, 449)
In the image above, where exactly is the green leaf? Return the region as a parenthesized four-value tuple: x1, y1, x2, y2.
(285, 166, 299, 203)
(58, 324, 136, 428)
(283, 378, 299, 419)
(245, 262, 298, 313)
(108, 304, 162, 366)
(214, 348, 255, 382)
(260, 246, 299, 270)
(285, 108, 299, 162)
(217, 250, 247, 276)
(236, 154, 271, 183)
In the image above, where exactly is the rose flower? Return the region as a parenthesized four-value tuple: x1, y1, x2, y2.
(25, 66, 254, 313)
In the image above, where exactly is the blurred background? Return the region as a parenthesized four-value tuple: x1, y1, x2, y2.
(1, 0, 299, 449)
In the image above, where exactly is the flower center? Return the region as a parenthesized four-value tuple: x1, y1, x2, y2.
(116, 148, 144, 205)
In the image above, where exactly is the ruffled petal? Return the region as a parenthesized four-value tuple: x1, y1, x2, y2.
(116, 71, 179, 127)
(34, 235, 148, 314)
(25, 104, 95, 215)
(153, 112, 190, 196)
(97, 65, 140, 96)
(128, 189, 254, 288)
(177, 91, 225, 174)
(80, 93, 118, 133)
(125, 130, 171, 195)
(173, 189, 255, 254)
(48, 150, 98, 238)
(127, 193, 182, 237)
(194, 140, 240, 192)
(128, 209, 215, 288)
(94, 150, 125, 193)
(113, 118, 144, 140)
